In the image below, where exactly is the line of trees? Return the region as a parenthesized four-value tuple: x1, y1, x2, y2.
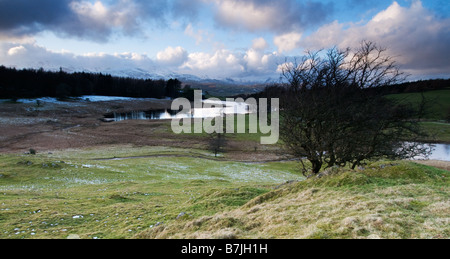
(247, 78, 449, 102)
(0, 66, 182, 99)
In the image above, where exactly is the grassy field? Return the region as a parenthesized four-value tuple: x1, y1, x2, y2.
(0, 147, 302, 239)
(0, 146, 448, 239)
(387, 88, 450, 143)
(138, 161, 450, 239)
(387, 88, 450, 121)
(420, 122, 450, 143)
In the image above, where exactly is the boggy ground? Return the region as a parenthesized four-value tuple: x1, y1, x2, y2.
(0, 99, 171, 152)
(0, 99, 282, 162)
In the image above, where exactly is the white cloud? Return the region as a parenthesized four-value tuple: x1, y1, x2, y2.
(184, 23, 212, 45)
(214, 0, 279, 31)
(0, 39, 289, 82)
(70, 1, 109, 22)
(0, 42, 158, 73)
(156, 46, 188, 66)
(7, 45, 26, 56)
(274, 32, 302, 53)
(276, 62, 294, 74)
(244, 48, 279, 74)
(252, 37, 269, 50)
(181, 49, 245, 76)
(299, 1, 450, 78)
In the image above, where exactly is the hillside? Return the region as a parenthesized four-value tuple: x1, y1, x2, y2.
(137, 161, 449, 239)
(387, 87, 450, 121)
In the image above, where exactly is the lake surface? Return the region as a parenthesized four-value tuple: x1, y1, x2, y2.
(105, 101, 450, 161)
(106, 100, 251, 121)
(414, 143, 450, 161)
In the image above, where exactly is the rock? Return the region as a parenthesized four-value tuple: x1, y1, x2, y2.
(316, 166, 340, 179)
(176, 212, 186, 220)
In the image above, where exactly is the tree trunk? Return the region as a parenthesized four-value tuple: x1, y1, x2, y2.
(311, 160, 323, 175)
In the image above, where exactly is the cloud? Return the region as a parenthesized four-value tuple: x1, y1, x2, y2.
(181, 49, 244, 76)
(252, 37, 269, 50)
(244, 48, 279, 73)
(156, 46, 188, 66)
(0, 41, 157, 72)
(0, 0, 170, 42)
(0, 0, 73, 37)
(184, 24, 212, 45)
(274, 32, 303, 53)
(0, 41, 283, 81)
(211, 0, 333, 33)
(299, 1, 450, 78)
(7, 45, 27, 56)
(179, 46, 283, 80)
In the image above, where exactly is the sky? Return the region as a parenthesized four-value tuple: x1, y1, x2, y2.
(0, 0, 449, 82)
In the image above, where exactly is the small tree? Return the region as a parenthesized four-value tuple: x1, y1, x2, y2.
(446, 107, 450, 123)
(165, 79, 182, 99)
(280, 41, 430, 176)
(208, 132, 228, 157)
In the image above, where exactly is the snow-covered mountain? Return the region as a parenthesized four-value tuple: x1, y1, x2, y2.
(59, 66, 278, 86)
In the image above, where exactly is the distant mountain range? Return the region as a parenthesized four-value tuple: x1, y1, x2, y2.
(58, 66, 279, 87)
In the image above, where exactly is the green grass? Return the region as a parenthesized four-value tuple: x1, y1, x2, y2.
(387, 88, 450, 121)
(420, 122, 450, 143)
(180, 113, 277, 145)
(0, 147, 302, 239)
(387, 89, 450, 143)
(138, 161, 450, 239)
(1, 148, 448, 239)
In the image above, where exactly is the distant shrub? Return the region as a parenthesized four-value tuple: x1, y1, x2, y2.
(447, 108, 450, 122)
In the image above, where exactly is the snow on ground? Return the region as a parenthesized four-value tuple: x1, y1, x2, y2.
(0, 117, 57, 125)
(0, 96, 159, 104)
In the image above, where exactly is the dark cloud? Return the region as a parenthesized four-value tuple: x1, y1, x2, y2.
(0, 0, 73, 36)
(0, 0, 171, 42)
(212, 0, 334, 33)
(0, 0, 334, 41)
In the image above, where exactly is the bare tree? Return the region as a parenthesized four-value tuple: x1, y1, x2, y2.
(279, 41, 430, 176)
(208, 131, 228, 157)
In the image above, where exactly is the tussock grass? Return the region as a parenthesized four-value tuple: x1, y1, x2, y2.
(137, 161, 449, 239)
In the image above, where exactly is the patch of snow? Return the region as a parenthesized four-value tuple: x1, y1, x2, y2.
(81, 95, 159, 102)
(0, 95, 159, 104)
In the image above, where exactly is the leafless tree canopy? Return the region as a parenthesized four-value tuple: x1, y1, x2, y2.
(279, 41, 430, 176)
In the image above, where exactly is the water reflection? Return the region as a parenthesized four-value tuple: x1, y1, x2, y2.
(107, 110, 181, 121)
(107, 100, 251, 122)
(414, 144, 450, 161)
